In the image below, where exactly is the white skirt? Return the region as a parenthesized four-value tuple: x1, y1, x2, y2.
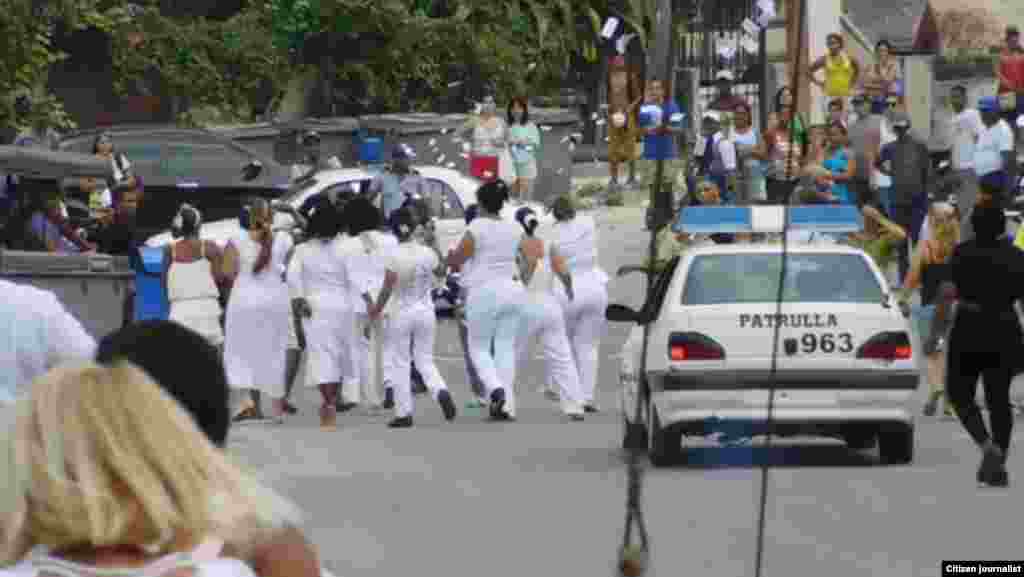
(302, 305, 353, 387)
(223, 284, 291, 398)
(169, 298, 224, 347)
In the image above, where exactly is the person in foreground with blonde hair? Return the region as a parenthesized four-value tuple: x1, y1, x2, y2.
(94, 320, 321, 577)
(0, 362, 305, 577)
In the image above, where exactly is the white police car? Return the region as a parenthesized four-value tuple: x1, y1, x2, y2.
(608, 205, 918, 467)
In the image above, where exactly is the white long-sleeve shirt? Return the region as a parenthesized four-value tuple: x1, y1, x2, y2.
(0, 280, 96, 405)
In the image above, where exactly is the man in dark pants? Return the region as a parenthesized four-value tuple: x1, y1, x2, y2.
(876, 111, 931, 284)
(946, 204, 1024, 487)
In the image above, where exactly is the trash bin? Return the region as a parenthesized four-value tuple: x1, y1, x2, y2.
(131, 245, 169, 322)
(0, 249, 133, 339)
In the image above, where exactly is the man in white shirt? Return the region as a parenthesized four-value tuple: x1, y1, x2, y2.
(0, 279, 96, 406)
(695, 111, 738, 204)
(948, 86, 983, 237)
(974, 96, 1016, 202)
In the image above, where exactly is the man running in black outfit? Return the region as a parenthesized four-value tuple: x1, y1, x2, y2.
(946, 203, 1024, 487)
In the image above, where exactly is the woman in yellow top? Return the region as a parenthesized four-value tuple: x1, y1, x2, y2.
(808, 34, 860, 113)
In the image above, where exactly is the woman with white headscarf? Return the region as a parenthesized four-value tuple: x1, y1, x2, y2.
(166, 203, 226, 347)
(515, 206, 585, 420)
(547, 194, 609, 413)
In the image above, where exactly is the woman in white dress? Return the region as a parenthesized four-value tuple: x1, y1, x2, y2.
(514, 206, 585, 421)
(446, 180, 525, 420)
(222, 198, 294, 423)
(166, 203, 225, 347)
(548, 194, 609, 413)
(286, 196, 349, 429)
(343, 198, 398, 411)
(370, 207, 456, 427)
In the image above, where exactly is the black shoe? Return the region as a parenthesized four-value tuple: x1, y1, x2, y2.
(282, 399, 298, 415)
(489, 388, 509, 421)
(382, 388, 395, 410)
(584, 404, 599, 414)
(569, 413, 585, 422)
(337, 401, 358, 413)
(388, 416, 413, 428)
(978, 444, 1006, 486)
(438, 390, 457, 421)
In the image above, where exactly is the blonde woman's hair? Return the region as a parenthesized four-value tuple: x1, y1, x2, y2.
(0, 362, 301, 564)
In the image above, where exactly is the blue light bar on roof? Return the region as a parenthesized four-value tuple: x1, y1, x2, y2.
(673, 205, 863, 234)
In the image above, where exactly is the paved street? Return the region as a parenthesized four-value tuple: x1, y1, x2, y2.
(229, 208, 1024, 577)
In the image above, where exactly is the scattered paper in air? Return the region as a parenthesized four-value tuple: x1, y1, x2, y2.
(670, 112, 684, 123)
(446, 162, 456, 168)
(446, 81, 463, 88)
(460, 153, 470, 159)
(540, 125, 552, 131)
(717, 45, 736, 61)
(428, 138, 437, 146)
(556, 168, 565, 174)
(595, 118, 606, 126)
(742, 18, 760, 38)
(560, 135, 571, 143)
(527, 62, 537, 71)
(615, 33, 636, 55)
(591, 112, 599, 120)
(440, 128, 449, 134)
(741, 34, 759, 55)
(601, 17, 619, 39)
(461, 142, 471, 153)
(436, 155, 445, 163)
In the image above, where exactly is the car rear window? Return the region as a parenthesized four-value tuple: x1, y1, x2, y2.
(681, 253, 885, 305)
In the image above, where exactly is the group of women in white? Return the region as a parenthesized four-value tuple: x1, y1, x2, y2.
(163, 178, 609, 429)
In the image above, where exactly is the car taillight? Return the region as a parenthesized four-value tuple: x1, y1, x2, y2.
(856, 332, 912, 360)
(669, 332, 725, 361)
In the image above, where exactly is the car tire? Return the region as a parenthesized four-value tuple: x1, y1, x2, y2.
(648, 407, 683, 467)
(878, 425, 914, 465)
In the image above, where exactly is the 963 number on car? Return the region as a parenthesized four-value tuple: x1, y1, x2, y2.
(797, 332, 853, 354)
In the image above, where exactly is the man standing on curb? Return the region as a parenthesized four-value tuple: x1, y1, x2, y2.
(876, 111, 931, 284)
(948, 86, 983, 238)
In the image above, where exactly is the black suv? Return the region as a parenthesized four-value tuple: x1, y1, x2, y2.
(59, 125, 292, 240)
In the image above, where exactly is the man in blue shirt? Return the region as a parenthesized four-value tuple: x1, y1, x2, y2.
(368, 143, 425, 227)
(638, 78, 687, 207)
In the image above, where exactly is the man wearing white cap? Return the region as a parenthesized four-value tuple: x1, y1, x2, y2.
(695, 110, 737, 204)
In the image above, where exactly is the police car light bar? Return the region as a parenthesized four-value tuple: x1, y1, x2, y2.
(674, 205, 864, 234)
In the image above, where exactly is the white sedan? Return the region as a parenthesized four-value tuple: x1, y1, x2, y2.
(608, 206, 918, 467)
(145, 165, 552, 253)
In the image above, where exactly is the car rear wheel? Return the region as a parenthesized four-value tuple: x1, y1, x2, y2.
(648, 408, 683, 467)
(878, 425, 914, 464)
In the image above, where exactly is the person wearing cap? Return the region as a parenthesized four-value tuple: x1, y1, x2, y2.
(367, 143, 426, 227)
(876, 110, 932, 284)
(709, 69, 745, 115)
(808, 33, 861, 119)
(513, 206, 585, 421)
(638, 78, 686, 206)
(973, 96, 1016, 201)
(996, 26, 1024, 129)
(695, 110, 737, 204)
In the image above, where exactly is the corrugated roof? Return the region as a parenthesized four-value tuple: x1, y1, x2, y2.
(845, 0, 930, 52)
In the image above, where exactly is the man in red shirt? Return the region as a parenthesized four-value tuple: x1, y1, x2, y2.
(996, 26, 1024, 136)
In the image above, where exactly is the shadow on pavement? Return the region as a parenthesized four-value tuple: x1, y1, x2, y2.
(654, 443, 881, 469)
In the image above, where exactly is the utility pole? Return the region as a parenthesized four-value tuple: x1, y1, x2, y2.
(648, 0, 676, 232)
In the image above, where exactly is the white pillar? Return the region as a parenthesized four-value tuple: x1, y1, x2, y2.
(805, 0, 843, 125)
(903, 55, 935, 143)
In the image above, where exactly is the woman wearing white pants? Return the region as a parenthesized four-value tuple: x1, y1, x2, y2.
(370, 207, 456, 427)
(343, 198, 397, 411)
(286, 195, 351, 428)
(514, 206, 585, 420)
(447, 180, 525, 421)
(547, 194, 609, 413)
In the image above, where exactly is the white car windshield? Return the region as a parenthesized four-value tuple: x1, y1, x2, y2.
(681, 253, 884, 305)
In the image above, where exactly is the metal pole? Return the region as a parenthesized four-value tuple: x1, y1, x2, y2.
(758, 21, 769, 134)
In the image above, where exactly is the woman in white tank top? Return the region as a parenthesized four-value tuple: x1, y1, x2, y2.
(446, 180, 525, 420)
(547, 195, 609, 412)
(166, 204, 225, 347)
(514, 207, 585, 420)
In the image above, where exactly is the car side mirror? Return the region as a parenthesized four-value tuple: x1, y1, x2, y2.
(606, 304, 640, 323)
(242, 160, 263, 181)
